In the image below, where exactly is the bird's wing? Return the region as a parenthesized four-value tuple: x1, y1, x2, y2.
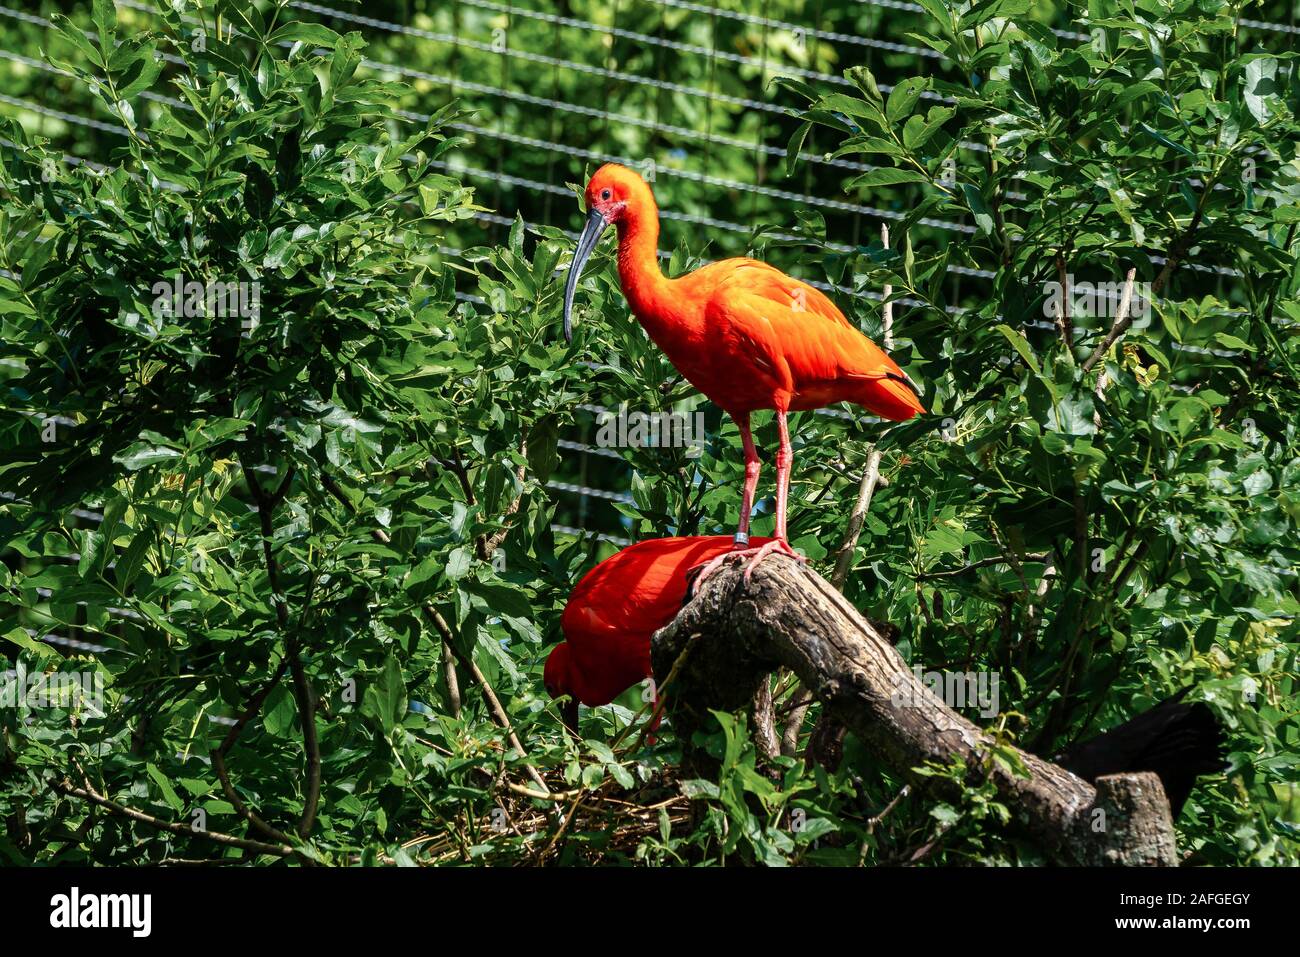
(562, 537, 721, 652)
(715, 260, 858, 331)
(706, 267, 906, 392)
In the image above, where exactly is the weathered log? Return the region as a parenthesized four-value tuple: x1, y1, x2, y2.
(650, 554, 1178, 866)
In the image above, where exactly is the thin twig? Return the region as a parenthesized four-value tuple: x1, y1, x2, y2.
(1081, 268, 1138, 375)
(829, 221, 896, 592)
(242, 460, 320, 836)
(210, 657, 296, 846)
(53, 778, 294, 858)
(831, 451, 882, 588)
(477, 441, 528, 562)
(916, 552, 1050, 581)
(506, 782, 581, 802)
(1054, 255, 1073, 347)
(1022, 556, 1057, 649)
(627, 628, 704, 753)
(532, 792, 583, 864)
(880, 223, 893, 349)
(288, 645, 321, 838)
(867, 784, 911, 834)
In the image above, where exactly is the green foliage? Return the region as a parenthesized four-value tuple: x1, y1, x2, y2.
(0, 0, 606, 865)
(781, 0, 1300, 863)
(0, 0, 1296, 866)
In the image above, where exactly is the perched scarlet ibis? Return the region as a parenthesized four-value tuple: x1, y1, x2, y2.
(563, 164, 925, 577)
(544, 535, 773, 727)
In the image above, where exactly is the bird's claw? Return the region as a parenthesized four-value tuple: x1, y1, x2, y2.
(687, 550, 736, 595)
(741, 538, 805, 583)
(688, 539, 805, 595)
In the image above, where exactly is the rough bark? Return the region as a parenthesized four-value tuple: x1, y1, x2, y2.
(652, 555, 1178, 866)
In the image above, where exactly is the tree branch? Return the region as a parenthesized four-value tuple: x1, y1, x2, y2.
(52, 778, 294, 858)
(209, 656, 297, 847)
(1081, 268, 1138, 376)
(651, 556, 1180, 865)
(241, 460, 320, 836)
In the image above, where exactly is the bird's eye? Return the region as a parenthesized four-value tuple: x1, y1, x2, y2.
(601, 189, 612, 201)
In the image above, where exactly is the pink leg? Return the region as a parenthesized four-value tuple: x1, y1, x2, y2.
(690, 408, 803, 594)
(773, 407, 792, 543)
(741, 408, 803, 580)
(735, 411, 761, 544)
(689, 412, 760, 593)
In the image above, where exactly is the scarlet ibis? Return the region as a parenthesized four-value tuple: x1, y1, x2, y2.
(563, 164, 925, 579)
(1055, 688, 1226, 817)
(544, 535, 773, 728)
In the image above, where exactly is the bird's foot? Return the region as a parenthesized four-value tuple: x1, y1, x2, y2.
(741, 537, 805, 584)
(688, 535, 804, 595)
(688, 549, 738, 595)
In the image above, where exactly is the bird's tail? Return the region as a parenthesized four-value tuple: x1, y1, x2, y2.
(1057, 689, 1226, 817)
(850, 372, 926, 421)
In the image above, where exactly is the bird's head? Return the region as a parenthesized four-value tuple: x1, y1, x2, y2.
(563, 163, 655, 343)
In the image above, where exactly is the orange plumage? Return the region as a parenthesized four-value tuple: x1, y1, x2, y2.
(544, 535, 773, 707)
(563, 164, 923, 567)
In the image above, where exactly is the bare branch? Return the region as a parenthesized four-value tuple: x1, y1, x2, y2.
(1082, 268, 1138, 375)
(653, 557, 1180, 865)
(53, 778, 295, 858)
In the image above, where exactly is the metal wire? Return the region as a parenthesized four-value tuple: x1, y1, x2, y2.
(288, 1, 796, 118)
(0, 0, 1259, 558)
(643, 0, 944, 55)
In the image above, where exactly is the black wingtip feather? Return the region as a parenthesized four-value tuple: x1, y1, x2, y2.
(1056, 690, 1226, 818)
(884, 371, 922, 397)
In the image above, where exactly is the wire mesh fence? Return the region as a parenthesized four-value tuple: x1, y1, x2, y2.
(1, 0, 1295, 546)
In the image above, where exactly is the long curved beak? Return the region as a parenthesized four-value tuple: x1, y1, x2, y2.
(563, 208, 610, 343)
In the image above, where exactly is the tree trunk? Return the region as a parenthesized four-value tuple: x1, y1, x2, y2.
(650, 555, 1178, 866)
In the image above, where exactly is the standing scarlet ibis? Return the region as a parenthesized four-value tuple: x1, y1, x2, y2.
(544, 535, 773, 728)
(563, 164, 925, 578)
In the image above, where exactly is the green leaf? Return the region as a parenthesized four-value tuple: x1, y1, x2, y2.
(2, 627, 61, 659)
(266, 22, 343, 49)
(885, 77, 927, 124)
(526, 416, 560, 482)
(77, 530, 106, 578)
(960, 183, 994, 235)
(263, 685, 297, 737)
(146, 763, 185, 813)
(1244, 57, 1279, 124)
(994, 324, 1042, 375)
(445, 546, 472, 581)
(852, 167, 931, 188)
(113, 442, 182, 471)
(114, 532, 152, 592)
(362, 654, 407, 736)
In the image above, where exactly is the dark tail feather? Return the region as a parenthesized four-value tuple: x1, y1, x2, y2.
(1056, 689, 1226, 817)
(885, 371, 922, 397)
